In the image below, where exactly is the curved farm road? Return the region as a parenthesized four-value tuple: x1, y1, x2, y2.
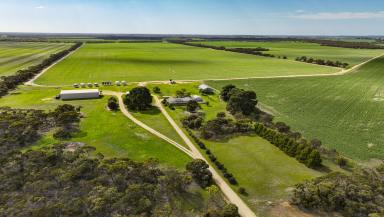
(102, 91, 194, 158)
(153, 96, 257, 217)
(103, 91, 257, 217)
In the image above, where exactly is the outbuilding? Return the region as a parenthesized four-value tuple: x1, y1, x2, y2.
(198, 84, 214, 94)
(60, 89, 100, 100)
(166, 95, 204, 105)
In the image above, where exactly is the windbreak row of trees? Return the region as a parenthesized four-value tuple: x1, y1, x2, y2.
(254, 122, 322, 168)
(169, 40, 278, 58)
(185, 128, 239, 186)
(299, 39, 384, 49)
(295, 56, 349, 68)
(0, 42, 82, 97)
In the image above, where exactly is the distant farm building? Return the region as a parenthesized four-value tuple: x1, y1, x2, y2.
(60, 89, 100, 100)
(166, 95, 204, 105)
(198, 84, 214, 94)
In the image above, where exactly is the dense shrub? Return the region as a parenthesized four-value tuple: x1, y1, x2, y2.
(186, 159, 213, 188)
(107, 96, 119, 110)
(291, 168, 384, 217)
(182, 114, 203, 129)
(0, 144, 194, 217)
(186, 100, 200, 112)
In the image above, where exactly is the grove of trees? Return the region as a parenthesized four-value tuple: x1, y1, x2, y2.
(295, 56, 349, 68)
(124, 86, 153, 110)
(291, 167, 384, 217)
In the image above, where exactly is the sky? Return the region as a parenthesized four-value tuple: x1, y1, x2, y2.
(0, 0, 383, 35)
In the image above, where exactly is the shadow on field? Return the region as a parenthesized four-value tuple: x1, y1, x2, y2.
(131, 106, 161, 115)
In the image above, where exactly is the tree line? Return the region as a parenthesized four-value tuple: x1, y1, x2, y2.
(185, 128, 240, 186)
(169, 40, 278, 58)
(291, 166, 384, 217)
(0, 42, 82, 97)
(299, 39, 384, 49)
(295, 56, 349, 68)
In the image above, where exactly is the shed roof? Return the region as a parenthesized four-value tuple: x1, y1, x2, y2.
(198, 84, 212, 90)
(60, 89, 99, 94)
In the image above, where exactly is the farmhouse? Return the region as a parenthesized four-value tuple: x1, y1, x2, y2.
(166, 95, 204, 105)
(198, 84, 214, 94)
(60, 89, 100, 100)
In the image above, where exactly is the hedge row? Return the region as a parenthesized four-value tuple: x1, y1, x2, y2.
(185, 128, 238, 185)
(169, 40, 276, 58)
(254, 122, 322, 168)
(0, 42, 82, 97)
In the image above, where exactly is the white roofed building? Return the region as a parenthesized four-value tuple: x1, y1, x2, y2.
(60, 89, 100, 100)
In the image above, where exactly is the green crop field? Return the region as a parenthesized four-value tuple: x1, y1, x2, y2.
(208, 57, 384, 162)
(35, 42, 337, 85)
(0, 86, 191, 168)
(193, 41, 384, 66)
(0, 42, 72, 76)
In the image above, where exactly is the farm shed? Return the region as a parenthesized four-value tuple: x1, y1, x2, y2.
(198, 84, 214, 94)
(166, 95, 204, 105)
(60, 89, 100, 100)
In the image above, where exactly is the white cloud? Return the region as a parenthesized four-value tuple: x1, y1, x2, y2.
(35, 5, 46, 9)
(292, 11, 384, 20)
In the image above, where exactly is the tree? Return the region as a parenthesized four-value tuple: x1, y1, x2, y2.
(107, 96, 119, 111)
(175, 88, 191, 98)
(186, 159, 213, 188)
(306, 149, 322, 168)
(186, 100, 200, 112)
(182, 114, 203, 129)
(226, 89, 257, 115)
(152, 86, 161, 94)
(220, 84, 236, 101)
(124, 86, 152, 111)
(222, 204, 240, 217)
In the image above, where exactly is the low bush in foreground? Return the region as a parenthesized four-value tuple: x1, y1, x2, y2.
(291, 167, 384, 217)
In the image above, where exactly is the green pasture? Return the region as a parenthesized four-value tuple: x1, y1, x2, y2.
(208, 57, 384, 162)
(0, 86, 191, 169)
(194, 41, 384, 66)
(35, 42, 337, 85)
(0, 42, 72, 76)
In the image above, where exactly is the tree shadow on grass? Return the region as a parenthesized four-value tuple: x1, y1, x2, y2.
(130, 106, 161, 115)
(71, 131, 88, 139)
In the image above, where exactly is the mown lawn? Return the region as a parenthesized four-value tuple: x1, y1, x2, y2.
(208, 57, 384, 163)
(194, 41, 384, 66)
(0, 86, 191, 169)
(35, 42, 337, 85)
(0, 42, 72, 76)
